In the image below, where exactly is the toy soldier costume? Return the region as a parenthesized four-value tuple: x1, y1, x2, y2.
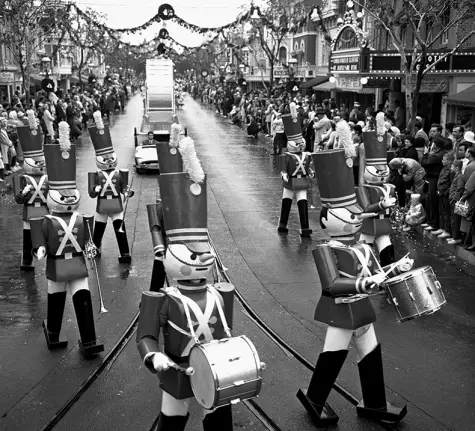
(297, 149, 412, 427)
(277, 105, 313, 237)
(137, 145, 235, 430)
(30, 122, 104, 357)
(14, 111, 49, 271)
(148, 123, 185, 292)
(356, 113, 397, 266)
(87, 111, 133, 263)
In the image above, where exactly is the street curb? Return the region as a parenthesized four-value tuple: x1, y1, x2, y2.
(413, 224, 475, 276)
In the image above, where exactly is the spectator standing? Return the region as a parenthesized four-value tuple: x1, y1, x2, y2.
(414, 121, 429, 148)
(0, 118, 13, 174)
(461, 150, 475, 251)
(452, 126, 466, 158)
(272, 113, 286, 155)
(432, 153, 455, 239)
(313, 107, 331, 148)
(448, 160, 465, 245)
(421, 137, 447, 231)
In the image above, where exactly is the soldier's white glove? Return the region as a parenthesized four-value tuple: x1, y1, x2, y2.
(282, 173, 289, 183)
(364, 272, 387, 293)
(397, 257, 414, 273)
(381, 197, 396, 209)
(94, 185, 102, 193)
(151, 352, 175, 372)
(22, 184, 33, 195)
(35, 246, 46, 260)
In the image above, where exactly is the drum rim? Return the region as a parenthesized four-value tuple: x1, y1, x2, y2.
(386, 265, 432, 283)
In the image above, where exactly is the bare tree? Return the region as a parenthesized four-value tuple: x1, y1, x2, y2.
(0, 0, 70, 105)
(64, 7, 107, 89)
(247, 0, 308, 95)
(354, 0, 475, 128)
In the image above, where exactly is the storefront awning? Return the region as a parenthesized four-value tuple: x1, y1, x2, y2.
(300, 76, 328, 89)
(313, 81, 336, 91)
(446, 85, 475, 108)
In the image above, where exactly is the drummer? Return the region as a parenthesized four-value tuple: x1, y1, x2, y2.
(136, 144, 235, 431)
(297, 149, 414, 427)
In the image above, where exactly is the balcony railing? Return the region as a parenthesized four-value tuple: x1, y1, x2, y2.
(52, 65, 71, 75)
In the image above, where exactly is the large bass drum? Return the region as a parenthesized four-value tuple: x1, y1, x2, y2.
(383, 266, 446, 322)
(188, 335, 265, 410)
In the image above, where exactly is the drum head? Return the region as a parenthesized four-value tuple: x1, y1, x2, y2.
(387, 265, 430, 283)
(189, 346, 216, 409)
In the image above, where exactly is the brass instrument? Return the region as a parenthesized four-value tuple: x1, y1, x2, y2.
(84, 223, 108, 313)
(118, 175, 135, 233)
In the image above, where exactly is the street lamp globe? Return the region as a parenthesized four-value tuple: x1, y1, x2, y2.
(329, 76, 336, 83)
(360, 77, 368, 85)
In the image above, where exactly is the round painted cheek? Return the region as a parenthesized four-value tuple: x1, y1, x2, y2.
(343, 224, 354, 233)
(180, 265, 192, 276)
(372, 176, 380, 182)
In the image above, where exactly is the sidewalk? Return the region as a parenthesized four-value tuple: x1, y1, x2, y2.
(412, 225, 475, 276)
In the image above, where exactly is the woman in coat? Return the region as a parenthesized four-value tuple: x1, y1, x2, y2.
(389, 157, 426, 195)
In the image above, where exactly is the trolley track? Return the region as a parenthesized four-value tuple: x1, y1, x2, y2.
(38, 231, 401, 431)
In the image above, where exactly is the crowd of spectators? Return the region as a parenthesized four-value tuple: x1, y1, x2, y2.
(185, 80, 475, 252)
(0, 78, 134, 183)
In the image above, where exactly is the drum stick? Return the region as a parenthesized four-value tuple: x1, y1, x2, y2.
(169, 363, 195, 376)
(381, 253, 410, 277)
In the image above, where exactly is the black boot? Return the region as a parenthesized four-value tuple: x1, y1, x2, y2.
(150, 258, 166, 292)
(278, 198, 292, 233)
(92, 221, 107, 256)
(72, 289, 104, 358)
(113, 219, 132, 263)
(156, 413, 189, 431)
(297, 349, 348, 426)
(43, 292, 68, 349)
(356, 344, 407, 423)
(297, 199, 312, 237)
(203, 405, 233, 431)
(379, 244, 395, 267)
(21, 229, 35, 271)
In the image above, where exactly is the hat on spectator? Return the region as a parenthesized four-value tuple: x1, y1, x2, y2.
(348, 121, 355, 128)
(354, 102, 361, 108)
(415, 116, 423, 122)
(357, 121, 365, 128)
(464, 131, 475, 144)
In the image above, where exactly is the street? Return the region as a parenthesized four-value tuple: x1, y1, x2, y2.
(1, 94, 474, 431)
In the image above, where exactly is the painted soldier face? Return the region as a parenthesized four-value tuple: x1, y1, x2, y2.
(23, 156, 46, 175)
(364, 165, 389, 184)
(287, 139, 305, 153)
(47, 190, 80, 213)
(96, 152, 118, 170)
(163, 243, 216, 281)
(320, 207, 363, 237)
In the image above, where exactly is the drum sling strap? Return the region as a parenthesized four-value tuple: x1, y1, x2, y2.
(363, 184, 392, 216)
(47, 213, 82, 256)
(25, 175, 47, 204)
(165, 285, 231, 357)
(290, 153, 307, 177)
(100, 171, 119, 197)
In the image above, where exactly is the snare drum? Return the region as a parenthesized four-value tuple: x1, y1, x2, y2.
(188, 335, 265, 410)
(383, 266, 446, 322)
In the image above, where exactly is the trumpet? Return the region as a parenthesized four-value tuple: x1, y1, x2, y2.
(84, 224, 108, 313)
(118, 176, 135, 233)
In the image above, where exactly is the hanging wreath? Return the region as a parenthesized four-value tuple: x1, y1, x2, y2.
(159, 28, 169, 39)
(158, 4, 175, 20)
(157, 43, 167, 55)
(41, 78, 55, 93)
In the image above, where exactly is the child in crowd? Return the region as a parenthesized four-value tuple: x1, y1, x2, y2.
(403, 193, 426, 231)
(432, 153, 455, 239)
(448, 160, 465, 245)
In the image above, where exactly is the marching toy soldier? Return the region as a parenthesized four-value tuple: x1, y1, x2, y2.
(14, 115, 48, 271)
(87, 111, 133, 263)
(137, 145, 235, 431)
(277, 109, 313, 237)
(357, 113, 397, 266)
(297, 149, 412, 427)
(30, 121, 104, 357)
(148, 123, 184, 292)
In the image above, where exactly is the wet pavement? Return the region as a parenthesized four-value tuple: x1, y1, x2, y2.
(0, 95, 474, 430)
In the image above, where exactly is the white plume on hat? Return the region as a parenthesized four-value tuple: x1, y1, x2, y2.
(464, 131, 475, 144)
(58, 121, 71, 153)
(336, 119, 356, 159)
(376, 112, 385, 135)
(26, 109, 37, 130)
(93, 110, 104, 130)
(179, 135, 205, 184)
(169, 123, 182, 149)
